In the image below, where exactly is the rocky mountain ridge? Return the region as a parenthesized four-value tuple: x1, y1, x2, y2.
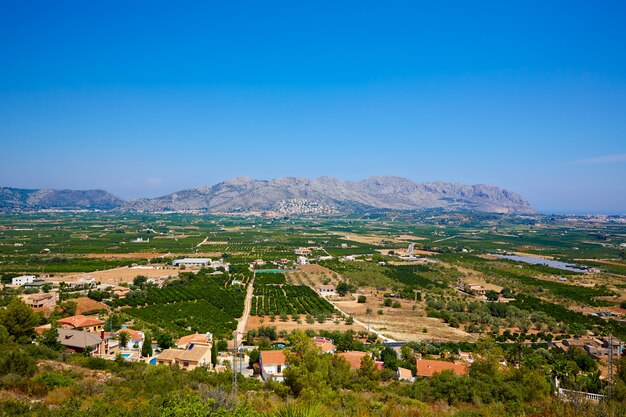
(121, 176, 535, 214)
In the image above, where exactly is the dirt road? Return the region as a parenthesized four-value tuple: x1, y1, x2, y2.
(236, 279, 254, 336)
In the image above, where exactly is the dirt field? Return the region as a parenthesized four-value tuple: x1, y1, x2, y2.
(396, 234, 427, 241)
(72, 297, 110, 314)
(333, 288, 475, 342)
(245, 315, 358, 333)
(48, 265, 180, 285)
(286, 264, 342, 286)
(85, 253, 171, 259)
(377, 248, 438, 256)
(332, 233, 388, 245)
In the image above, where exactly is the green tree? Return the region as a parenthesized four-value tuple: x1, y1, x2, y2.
(117, 330, 130, 348)
(217, 339, 228, 351)
(0, 298, 40, 342)
(248, 349, 260, 368)
(0, 348, 37, 377)
(486, 290, 499, 301)
(40, 327, 61, 350)
(157, 333, 173, 349)
(211, 342, 218, 367)
(283, 331, 334, 400)
(357, 295, 367, 303)
(141, 337, 153, 357)
(0, 325, 9, 343)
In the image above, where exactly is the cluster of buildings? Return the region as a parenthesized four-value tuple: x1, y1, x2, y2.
(155, 333, 213, 371)
(171, 258, 230, 271)
(558, 336, 624, 360)
(36, 314, 146, 360)
(258, 336, 469, 382)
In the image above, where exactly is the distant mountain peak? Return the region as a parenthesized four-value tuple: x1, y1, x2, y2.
(121, 176, 535, 215)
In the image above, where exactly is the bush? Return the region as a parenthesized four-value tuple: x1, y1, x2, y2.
(392, 301, 401, 308)
(357, 295, 367, 303)
(0, 348, 37, 377)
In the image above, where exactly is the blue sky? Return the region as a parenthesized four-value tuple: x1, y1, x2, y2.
(1, 1, 625, 213)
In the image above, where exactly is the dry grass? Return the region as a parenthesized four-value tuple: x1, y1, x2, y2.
(334, 288, 475, 342)
(48, 265, 180, 285)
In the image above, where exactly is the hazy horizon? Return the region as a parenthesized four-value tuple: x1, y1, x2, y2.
(1, 2, 625, 214)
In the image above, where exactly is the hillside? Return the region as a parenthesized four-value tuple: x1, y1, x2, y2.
(121, 176, 534, 214)
(0, 187, 124, 211)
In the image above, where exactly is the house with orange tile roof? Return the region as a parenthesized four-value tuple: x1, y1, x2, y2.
(415, 359, 468, 378)
(176, 332, 212, 349)
(260, 350, 287, 381)
(57, 315, 105, 332)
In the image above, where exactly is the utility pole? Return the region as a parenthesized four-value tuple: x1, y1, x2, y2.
(608, 334, 613, 401)
(232, 331, 238, 398)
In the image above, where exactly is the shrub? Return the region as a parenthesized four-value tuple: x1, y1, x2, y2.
(357, 295, 367, 303)
(0, 348, 36, 377)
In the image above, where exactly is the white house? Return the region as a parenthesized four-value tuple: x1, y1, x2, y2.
(317, 285, 336, 297)
(296, 256, 309, 265)
(260, 350, 287, 381)
(12, 275, 36, 286)
(116, 328, 145, 350)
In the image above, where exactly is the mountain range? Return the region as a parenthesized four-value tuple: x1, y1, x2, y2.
(0, 176, 535, 214)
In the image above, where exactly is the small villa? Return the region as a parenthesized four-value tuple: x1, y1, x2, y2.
(57, 315, 105, 332)
(260, 350, 287, 381)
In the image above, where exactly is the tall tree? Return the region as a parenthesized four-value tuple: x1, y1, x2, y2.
(0, 299, 40, 342)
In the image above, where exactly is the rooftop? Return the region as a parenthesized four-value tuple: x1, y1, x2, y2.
(260, 350, 286, 365)
(415, 359, 468, 377)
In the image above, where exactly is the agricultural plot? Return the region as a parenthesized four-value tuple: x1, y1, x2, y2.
(123, 300, 239, 338)
(251, 284, 335, 317)
(112, 271, 244, 312)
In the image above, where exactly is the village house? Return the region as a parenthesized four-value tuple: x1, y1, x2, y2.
(176, 332, 212, 349)
(317, 284, 336, 297)
(116, 328, 145, 349)
(12, 275, 36, 286)
(260, 350, 287, 381)
(57, 315, 105, 332)
(177, 345, 212, 371)
(155, 348, 185, 366)
(23, 292, 58, 310)
(465, 284, 486, 297)
(57, 329, 118, 355)
(294, 247, 311, 256)
(111, 286, 130, 298)
(415, 359, 468, 378)
(155, 344, 212, 371)
(397, 367, 415, 382)
(296, 256, 309, 265)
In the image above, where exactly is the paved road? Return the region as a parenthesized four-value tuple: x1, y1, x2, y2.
(236, 279, 254, 337)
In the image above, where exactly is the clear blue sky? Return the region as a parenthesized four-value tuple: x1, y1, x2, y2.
(1, 1, 625, 213)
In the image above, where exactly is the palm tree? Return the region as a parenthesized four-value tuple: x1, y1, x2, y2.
(117, 330, 130, 349)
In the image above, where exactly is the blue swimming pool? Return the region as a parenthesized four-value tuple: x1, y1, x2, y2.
(149, 358, 157, 365)
(121, 353, 131, 359)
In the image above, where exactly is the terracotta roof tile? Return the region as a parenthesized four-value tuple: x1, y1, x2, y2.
(415, 359, 468, 377)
